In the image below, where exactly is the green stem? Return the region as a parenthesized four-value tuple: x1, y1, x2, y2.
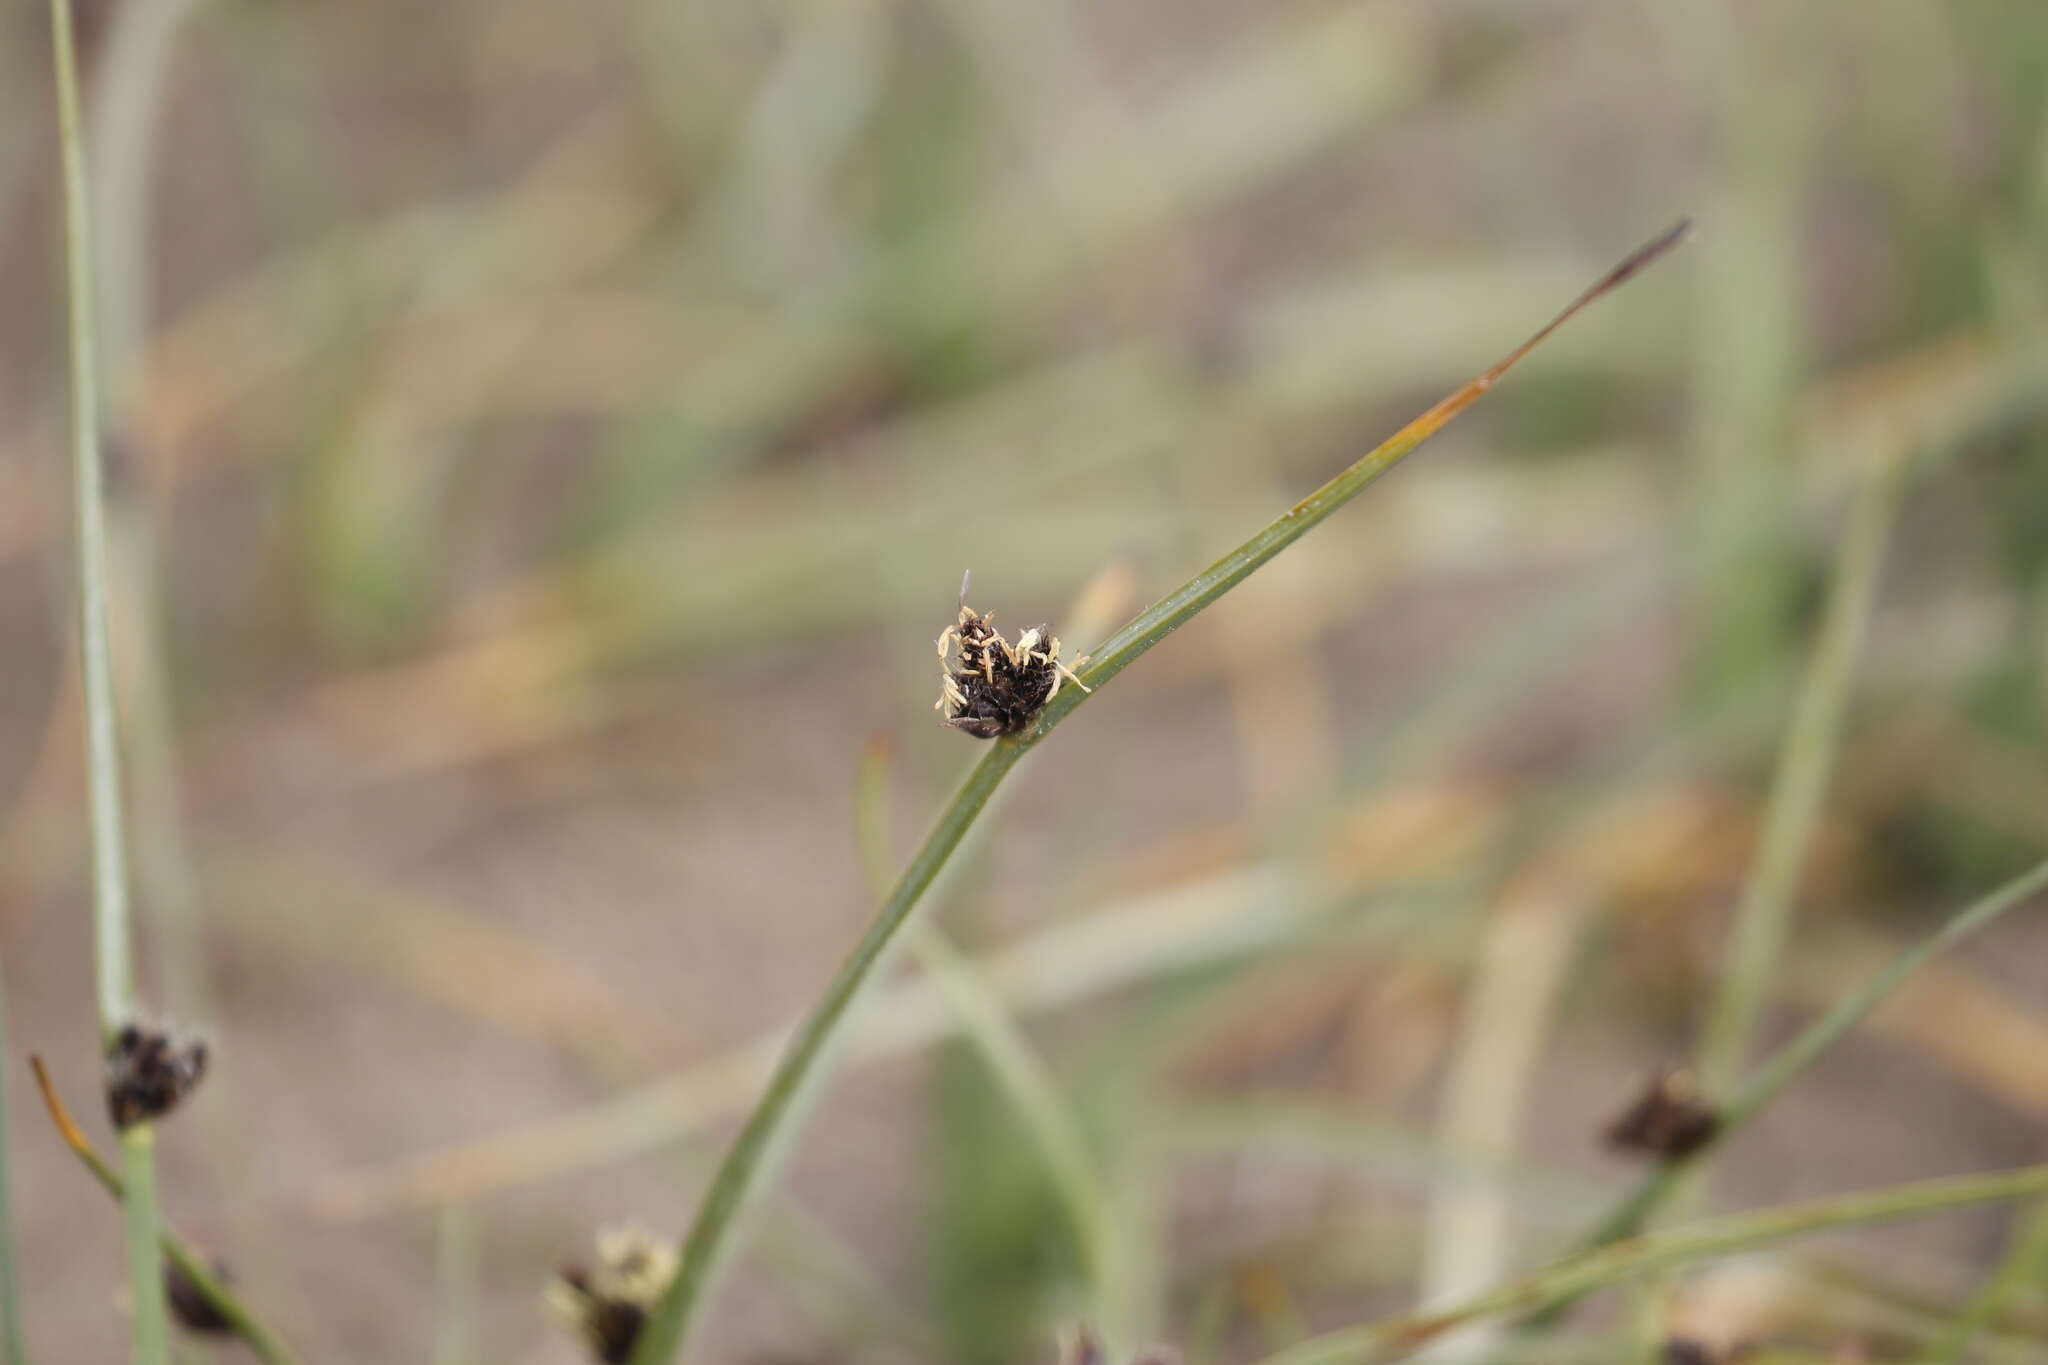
(0, 969, 26, 1365)
(50, 0, 133, 1036)
(1258, 1162, 2048, 1365)
(30, 1061, 302, 1365)
(626, 220, 1692, 1365)
(1916, 1200, 2048, 1365)
(854, 743, 1128, 1343)
(48, 3, 163, 1362)
(1697, 452, 1908, 1095)
(431, 1205, 478, 1365)
(119, 1130, 167, 1364)
(632, 742, 1025, 1363)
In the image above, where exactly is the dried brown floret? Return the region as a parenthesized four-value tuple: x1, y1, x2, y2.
(105, 1020, 208, 1129)
(935, 576, 1089, 739)
(1604, 1066, 1719, 1161)
(165, 1257, 235, 1336)
(1661, 1340, 1718, 1365)
(548, 1226, 676, 1365)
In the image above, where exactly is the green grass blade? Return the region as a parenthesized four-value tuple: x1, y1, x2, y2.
(47, 2, 164, 1361)
(1916, 1200, 2048, 1365)
(630, 741, 1027, 1364)
(855, 741, 1132, 1346)
(1035, 220, 1693, 723)
(1258, 1161, 2048, 1365)
(49, 0, 133, 1035)
(626, 219, 1692, 1365)
(1697, 452, 1909, 1095)
(1529, 848, 2048, 1324)
(431, 1205, 478, 1365)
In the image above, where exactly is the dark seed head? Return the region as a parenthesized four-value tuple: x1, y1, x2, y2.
(1661, 1340, 1718, 1365)
(1604, 1067, 1719, 1161)
(936, 599, 1077, 740)
(105, 1020, 208, 1129)
(165, 1258, 235, 1336)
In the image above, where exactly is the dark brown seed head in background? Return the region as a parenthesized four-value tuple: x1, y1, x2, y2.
(1604, 1066, 1719, 1161)
(105, 1021, 208, 1129)
(165, 1257, 235, 1336)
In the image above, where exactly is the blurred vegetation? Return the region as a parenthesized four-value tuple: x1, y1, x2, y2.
(4, 0, 2048, 1362)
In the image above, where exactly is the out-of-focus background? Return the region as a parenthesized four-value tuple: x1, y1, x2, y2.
(4, 0, 2048, 1361)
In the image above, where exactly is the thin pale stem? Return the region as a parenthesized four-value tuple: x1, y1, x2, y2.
(118, 1131, 165, 1363)
(48, 3, 162, 1361)
(50, 0, 134, 1037)
(0, 968, 26, 1365)
(626, 220, 1693, 1365)
(431, 1205, 479, 1365)
(1697, 452, 1909, 1095)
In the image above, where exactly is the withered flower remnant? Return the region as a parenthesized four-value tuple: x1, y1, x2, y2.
(105, 1020, 208, 1129)
(164, 1257, 235, 1336)
(935, 577, 1089, 739)
(1604, 1066, 1719, 1161)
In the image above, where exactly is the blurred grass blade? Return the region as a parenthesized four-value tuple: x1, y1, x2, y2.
(29, 1061, 302, 1365)
(1697, 451, 1909, 1095)
(0, 968, 25, 1365)
(431, 1205, 479, 1365)
(626, 220, 1691, 1365)
(1258, 1160, 2048, 1365)
(1534, 445, 1908, 1336)
(855, 740, 1130, 1346)
(1540, 849, 2048, 1310)
(1917, 1200, 2048, 1364)
(47, 2, 166, 1360)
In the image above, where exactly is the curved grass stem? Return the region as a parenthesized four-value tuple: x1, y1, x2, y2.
(1524, 849, 2048, 1328)
(626, 219, 1694, 1365)
(1697, 451, 1909, 1096)
(1915, 1199, 2048, 1364)
(30, 1060, 303, 1365)
(855, 741, 1132, 1346)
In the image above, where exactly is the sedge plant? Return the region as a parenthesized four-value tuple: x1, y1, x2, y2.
(624, 218, 1697, 1365)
